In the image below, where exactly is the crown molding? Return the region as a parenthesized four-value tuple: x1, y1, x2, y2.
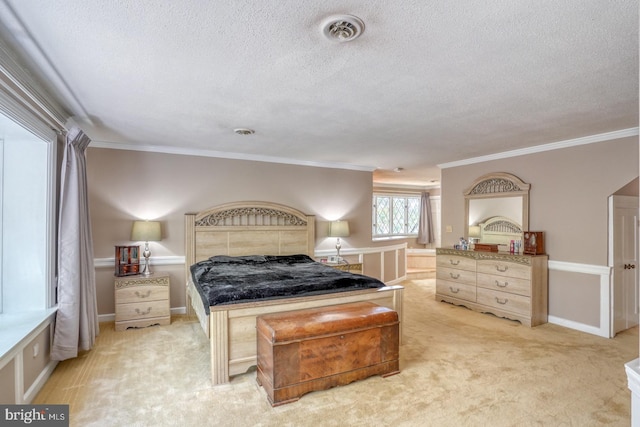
(438, 127, 639, 169)
(0, 4, 70, 130)
(89, 140, 378, 172)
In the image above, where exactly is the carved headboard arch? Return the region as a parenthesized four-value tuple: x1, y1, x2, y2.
(185, 201, 316, 267)
(194, 201, 310, 227)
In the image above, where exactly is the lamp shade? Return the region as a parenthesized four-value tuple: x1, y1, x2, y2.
(328, 220, 350, 237)
(468, 225, 481, 238)
(131, 221, 162, 242)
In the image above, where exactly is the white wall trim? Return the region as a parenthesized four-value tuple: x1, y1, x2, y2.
(407, 248, 436, 255)
(438, 127, 639, 169)
(548, 260, 611, 338)
(96, 251, 613, 337)
(314, 243, 408, 257)
(96, 246, 411, 267)
(95, 255, 185, 268)
(548, 260, 611, 276)
(89, 139, 377, 173)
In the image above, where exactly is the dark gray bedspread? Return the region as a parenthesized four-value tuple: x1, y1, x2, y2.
(190, 254, 385, 313)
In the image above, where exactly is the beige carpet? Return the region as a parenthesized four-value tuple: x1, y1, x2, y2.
(34, 279, 638, 426)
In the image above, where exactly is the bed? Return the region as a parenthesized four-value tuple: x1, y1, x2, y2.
(185, 201, 404, 385)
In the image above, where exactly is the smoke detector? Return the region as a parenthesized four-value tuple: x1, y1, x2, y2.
(321, 15, 365, 42)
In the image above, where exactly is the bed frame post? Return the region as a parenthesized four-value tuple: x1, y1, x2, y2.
(210, 310, 229, 385)
(306, 214, 315, 256)
(393, 287, 404, 344)
(185, 213, 196, 317)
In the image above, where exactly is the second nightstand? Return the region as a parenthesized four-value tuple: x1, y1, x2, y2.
(115, 273, 170, 331)
(326, 262, 363, 274)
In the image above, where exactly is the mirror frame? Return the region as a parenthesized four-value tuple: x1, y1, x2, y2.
(464, 172, 530, 240)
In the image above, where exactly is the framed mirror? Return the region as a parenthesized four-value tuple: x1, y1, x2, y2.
(464, 172, 530, 246)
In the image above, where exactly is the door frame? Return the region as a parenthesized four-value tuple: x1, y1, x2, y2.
(608, 194, 639, 337)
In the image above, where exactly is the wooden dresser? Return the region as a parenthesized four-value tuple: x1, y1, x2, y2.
(256, 302, 400, 406)
(436, 248, 548, 327)
(114, 273, 171, 331)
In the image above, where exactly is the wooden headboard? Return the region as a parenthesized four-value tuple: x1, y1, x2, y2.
(477, 216, 523, 246)
(185, 201, 316, 268)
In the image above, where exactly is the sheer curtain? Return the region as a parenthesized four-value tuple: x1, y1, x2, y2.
(417, 191, 434, 245)
(51, 127, 98, 361)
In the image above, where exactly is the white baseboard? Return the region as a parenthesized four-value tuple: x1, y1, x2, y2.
(547, 315, 608, 338)
(99, 306, 187, 324)
(23, 359, 58, 403)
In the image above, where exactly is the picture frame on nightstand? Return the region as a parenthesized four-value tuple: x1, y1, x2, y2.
(115, 245, 140, 276)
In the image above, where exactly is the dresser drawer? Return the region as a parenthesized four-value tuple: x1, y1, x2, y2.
(477, 259, 531, 280)
(436, 266, 476, 286)
(476, 288, 530, 316)
(115, 299, 170, 322)
(436, 280, 476, 302)
(116, 285, 168, 304)
(476, 273, 531, 297)
(436, 255, 476, 272)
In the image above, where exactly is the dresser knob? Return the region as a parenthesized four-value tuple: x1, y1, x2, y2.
(495, 280, 508, 288)
(496, 265, 508, 272)
(450, 273, 460, 279)
(495, 297, 509, 305)
(449, 287, 460, 294)
(135, 307, 152, 315)
(449, 259, 460, 265)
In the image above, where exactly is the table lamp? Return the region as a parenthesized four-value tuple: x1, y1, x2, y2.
(131, 220, 162, 276)
(328, 220, 350, 261)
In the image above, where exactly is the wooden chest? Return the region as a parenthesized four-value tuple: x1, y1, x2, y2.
(256, 302, 400, 406)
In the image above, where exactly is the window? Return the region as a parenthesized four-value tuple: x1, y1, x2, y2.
(0, 111, 56, 313)
(372, 194, 420, 238)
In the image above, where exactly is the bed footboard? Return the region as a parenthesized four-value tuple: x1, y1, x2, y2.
(208, 285, 404, 386)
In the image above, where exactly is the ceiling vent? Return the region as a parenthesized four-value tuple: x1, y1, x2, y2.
(321, 15, 365, 42)
(234, 128, 255, 135)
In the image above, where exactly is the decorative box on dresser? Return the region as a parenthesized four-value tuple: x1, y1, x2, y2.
(114, 273, 171, 331)
(436, 248, 548, 327)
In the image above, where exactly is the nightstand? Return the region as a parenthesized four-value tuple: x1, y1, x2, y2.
(326, 262, 363, 274)
(114, 272, 170, 331)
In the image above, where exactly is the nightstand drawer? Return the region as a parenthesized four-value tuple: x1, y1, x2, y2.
(116, 285, 168, 304)
(115, 299, 170, 322)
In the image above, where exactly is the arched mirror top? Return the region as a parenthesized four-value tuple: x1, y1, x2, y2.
(464, 172, 530, 244)
(464, 172, 530, 198)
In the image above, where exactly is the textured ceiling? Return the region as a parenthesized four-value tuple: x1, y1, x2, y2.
(0, 0, 637, 186)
